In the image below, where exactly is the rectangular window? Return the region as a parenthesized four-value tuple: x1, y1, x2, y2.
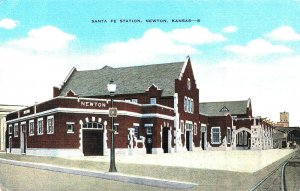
(184, 97, 187, 112)
(194, 123, 197, 135)
(8, 125, 12, 134)
(227, 128, 231, 144)
(145, 124, 153, 135)
(14, 124, 19, 137)
(29, 120, 34, 136)
(66, 122, 74, 133)
(47, 116, 54, 134)
(150, 98, 156, 104)
(37, 118, 43, 135)
(114, 123, 119, 134)
(211, 127, 221, 144)
(191, 99, 194, 113)
(186, 123, 192, 131)
(180, 121, 184, 134)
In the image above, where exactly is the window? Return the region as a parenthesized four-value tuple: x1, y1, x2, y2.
(37, 118, 43, 135)
(150, 98, 156, 104)
(66, 122, 75, 133)
(187, 78, 191, 90)
(194, 123, 197, 135)
(8, 125, 12, 134)
(131, 99, 138, 103)
(83, 122, 103, 129)
(180, 121, 184, 134)
(184, 97, 194, 113)
(29, 120, 34, 136)
(145, 124, 153, 135)
(14, 124, 19, 137)
(114, 123, 119, 134)
(227, 128, 231, 143)
(186, 123, 192, 131)
(47, 116, 54, 134)
(211, 127, 221, 144)
(184, 97, 187, 112)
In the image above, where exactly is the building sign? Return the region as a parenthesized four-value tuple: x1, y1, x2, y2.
(109, 108, 118, 117)
(80, 101, 107, 108)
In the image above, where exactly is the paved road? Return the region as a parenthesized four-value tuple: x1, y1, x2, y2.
(0, 159, 197, 191)
(0, 162, 173, 191)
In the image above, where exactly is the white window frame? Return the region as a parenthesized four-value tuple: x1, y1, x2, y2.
(211, 127, 221, 144)
(194, 123, 197, 135)
(66, 122, 75, 133)
(131, 99, 138, 103)
(184, 97, 187, 112)
(186, 122, 193, 131)
(187, 78, 191, 90)
(114, 123, 119, 134)
(37, 118, 44, 135)
(227, 127, 231, 144)
(14, 123, 19, 137)
(180, 121, 184, 134)
(47, 116, 54, 134)
(150, 98, 156, 104)
(8, 124, 12, 134)
(29, 120, 35, 136)
(145, 124, 153, 135)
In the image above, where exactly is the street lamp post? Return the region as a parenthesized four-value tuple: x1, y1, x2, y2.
(107, 80, 117, 172)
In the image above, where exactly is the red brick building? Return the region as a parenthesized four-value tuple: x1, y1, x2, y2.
(6, 57, 275, 157)
(6, 57, 201, 157)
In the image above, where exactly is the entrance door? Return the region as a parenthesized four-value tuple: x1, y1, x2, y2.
(82, 130, 103, 156)
(20, 124, 26, 154)
(162, 127, 169, 153)
(186, 131, 192, 151)
(201, 132, 206, 150)
(146, 126, 153, 154)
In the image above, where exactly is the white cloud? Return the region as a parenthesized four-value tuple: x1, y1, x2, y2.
(7, 25, 76, 51)
(225, 39, 292, 56)
(92, 26, 225, 66)
(222, 26, 238, 33)
(170, 25, 226, 44)
(266, 26, 300, 42)
(0, 18, 18, 29)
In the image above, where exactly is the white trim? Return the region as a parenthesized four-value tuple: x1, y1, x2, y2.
(14, 123, 19, 137)
(66, 122, 75, 133)
(8, 124, 12, 134)
(144, 124, 153, 127)
(133, 123, 139, 126)
(47, 115, 54, 134)
(29, 119, 35, 136)
(37, 117, 44, 135)
(7, 108, 174, 123)
(211, 126, 221, 144)
(179, 56, 189, 80)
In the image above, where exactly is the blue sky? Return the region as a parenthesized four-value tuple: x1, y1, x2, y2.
(1, 0, 300, 125)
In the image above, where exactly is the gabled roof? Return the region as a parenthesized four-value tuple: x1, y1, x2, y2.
(199, 99, 251, 116)
(59, 61, 185, 97)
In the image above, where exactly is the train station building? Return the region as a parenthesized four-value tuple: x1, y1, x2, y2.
(5, 57, 276, 157)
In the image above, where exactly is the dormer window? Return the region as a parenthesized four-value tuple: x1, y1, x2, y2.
(187, 78, 191, 90)
(220, 106, 229, 112)
(150, 98, 156, 104)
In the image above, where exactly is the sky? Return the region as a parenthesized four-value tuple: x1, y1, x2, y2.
(0, 0, 300, 125)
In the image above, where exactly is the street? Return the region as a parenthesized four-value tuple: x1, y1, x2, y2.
(0, 163, 167, 191)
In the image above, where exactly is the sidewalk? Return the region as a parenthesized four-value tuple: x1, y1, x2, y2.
(64, 149, 295, 173)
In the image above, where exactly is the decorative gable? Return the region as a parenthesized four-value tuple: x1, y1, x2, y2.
(220, 106, 229, 112)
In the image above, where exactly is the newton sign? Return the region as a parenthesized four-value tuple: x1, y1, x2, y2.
(80, 101, 107, 108)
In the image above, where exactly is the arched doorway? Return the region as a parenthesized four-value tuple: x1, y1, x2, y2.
(236, 128, 251, 149)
